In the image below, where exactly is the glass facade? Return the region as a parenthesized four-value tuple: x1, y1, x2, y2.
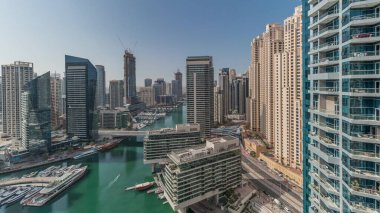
(305, 0, 380, 212)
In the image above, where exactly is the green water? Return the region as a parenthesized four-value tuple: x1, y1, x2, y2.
(0, 106, 186, 213)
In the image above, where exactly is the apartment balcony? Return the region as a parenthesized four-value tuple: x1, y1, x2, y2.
(319, 177, 340, 195)
(309, 56, 340, 68)
(343, 164, 380, 182)
(343, 113, 380, 125)
(344, 0, 380, 11)
(309, 10, 339, 30)
(343, 131, 380, 144)
(309, 26, 340, 42)
(308, 143, 340, 165)
(320, 194, 340, 212)
(310, 41, 340, 55)
(349, 201, 379, 213)
(309, 86, 340, 95)
(309, 0, 339, 17)
(345, 32, 380, 45)
(342, 148, 380, 162)
(347, 13, 380, 27)
(343, 67, 380, 78)
(343, 51, 380, 62)
(309, 120, 339, 133)
(345, 182, 380, 200)
(309, 107, 339, 118)
(309, 183, 321, 194)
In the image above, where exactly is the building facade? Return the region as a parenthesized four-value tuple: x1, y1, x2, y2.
(109, 80, 124, 109)
(98, 109, 129, 129)
(249, 24, 284, 145)
(163, 136, 241, 212)
(186, 56, 214, 137)
(50, 72, 62, 130)
(144, 78, 152, 87)
(21, 72, 51, 151)
(273, 6, 303, 170)
(1, 61, 34, 139)
(138, 86, 155, 107)
(218, 68, 230, 124)
(124, 50, 137, 105)
(65, 55, 97, 141)
(143, 123, 202, 164)
(175, 70, 183, 99)
(95, 65, 106, 108)
(304, 0, 380, 212)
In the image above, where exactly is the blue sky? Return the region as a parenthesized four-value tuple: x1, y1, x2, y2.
(0, 0, 300, 87)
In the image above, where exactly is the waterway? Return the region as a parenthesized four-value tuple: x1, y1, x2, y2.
(0, 105, 186, 213)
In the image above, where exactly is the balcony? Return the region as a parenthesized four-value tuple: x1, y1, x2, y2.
(344, 131, 380, 143)
(310, 41, 339, 54)
(343, 68, 380, 77)
(309, 0, 339, 17)
(348, 184, 380, 200)
(343, 164, 380, 182)
(343, 51, 379, 62)
(309, 10, 339, 30)
(309, 107, 339, 118)
(346, 32, 380, 45)
(309, 56, 339, 67)
(343, 113, 380, 125)
(343, 148, 380, 162)
(319, 177, 340, 195)
(310, 86, 340, 95)
(309, 26, 339, 42)
(308, 143, 340, 164)
(349, 201, 378, 213)
(320, 194, 340, 211)
(348, 13, 380, 27)
(344, 0, 380, 11)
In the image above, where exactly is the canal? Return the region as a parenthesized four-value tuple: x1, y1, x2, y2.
(0, 105, 186, 213)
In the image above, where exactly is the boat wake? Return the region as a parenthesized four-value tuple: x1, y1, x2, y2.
(106, 174, 120, 189)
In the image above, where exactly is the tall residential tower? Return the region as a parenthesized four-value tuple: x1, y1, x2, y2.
(123, 50, 137, 105)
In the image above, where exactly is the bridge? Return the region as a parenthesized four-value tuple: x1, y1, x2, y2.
(98, 130, 148, 137)
(0, 177, 55, 187)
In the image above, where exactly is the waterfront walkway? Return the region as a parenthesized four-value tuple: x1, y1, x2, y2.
(0, 177, 55, 187)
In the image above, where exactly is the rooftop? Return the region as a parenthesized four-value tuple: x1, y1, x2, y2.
(169, 136, 239, 164)
(148, 123, 200, 135)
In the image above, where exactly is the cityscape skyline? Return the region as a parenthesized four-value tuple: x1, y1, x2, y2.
(0, 0, 300, 86)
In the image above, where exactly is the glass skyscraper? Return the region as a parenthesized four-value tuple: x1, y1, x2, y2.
(21, 71, 51, 151)
(65, 55, 97, 141)
(304, 0, 380, 212)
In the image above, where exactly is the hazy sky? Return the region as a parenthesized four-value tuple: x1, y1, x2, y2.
(0, 0, 300, 87)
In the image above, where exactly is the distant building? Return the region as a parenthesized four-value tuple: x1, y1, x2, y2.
(186, 56, 214, 137)
(124, 50, 137, 105)
(165, 82, 172, 95)
(171, 80, 179, 98)
(174, 70, 183, 99)
(218, 68, 230, 124)
(109, 80, 124, 109)
(138, 87, 155, 107)
(98, 108, 129, 129)
(214, 85, 223, 125)
(143, 123, 202, 164)
(21, 72, 51, 151)
(163, 136, 241, 212)
(144, 78, 152, 87)
(158, 95, 175, 105)
(65, 55, 97, 141)
(50, 72, 62, 129)
(2, 61, 34, 139)
(95, 65, 106, 107)
(152, 81, 164, 103)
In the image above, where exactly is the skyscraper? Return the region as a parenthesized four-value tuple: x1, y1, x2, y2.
(21, 72, 51, 151)
(95, 65, 106, 108)
(248, 24, 284, 145)
(218, 68, 230, 124)
(174, 70, 183, 99)
(50, 72, 62, 130)
(123, 50, 137, 105)
(65, 55, 97, 141)
(171, 80, 179, 98)
(1, 61, 34, 139)
(304, 0, 380, 212)
(186, 56, 214, 137)
(273, 6, 303, 170)
(109, 80, 124, 109)
(138, 86, 155, 107)
(144, 78, 152, 87)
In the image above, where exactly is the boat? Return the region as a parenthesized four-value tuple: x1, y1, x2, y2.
(155, 188, 163, 194)
(158, 193, 165, 200)
(24, 166, 88, 206)
(2, 187, 31, 206)
(20, 187, 42, 205)
(97, 140, 120, 151)
(73, 148, 98, 160)
(25, 171, 38, 178)
(135, 182, 154, 191)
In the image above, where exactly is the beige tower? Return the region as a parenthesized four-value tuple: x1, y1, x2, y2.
(273, 6, 302, 170)
(249, 24, 284, 145)
(50, 72, 62, 129)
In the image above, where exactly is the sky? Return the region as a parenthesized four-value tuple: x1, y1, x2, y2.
(0, 0, 300, 87)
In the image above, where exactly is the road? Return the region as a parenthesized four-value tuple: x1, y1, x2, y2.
(241, 152, 303, 213)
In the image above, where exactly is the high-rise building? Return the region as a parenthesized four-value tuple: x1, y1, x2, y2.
(95, 65, 106, 108)
(248, 24, 284, 145)
(165, 82, 172, 95)
(21, 72, 51, 151)
(174, 70, 183, 99)
(61, 75, 66, 115)
(214, 85, 223, 125)
(171, 80, 179, 98)
(303, 0, 380, 212)
(163, 136, 241, 212)
(65, 55, 97, 141)
(144, 78, 152, 87)
(230, 74, 249, 115)
(109, 80, 124, 109)
(1, 61, 34, 139)
(138, 87, 155, 107)
(123, 50, 137, 105)
(143, 124, 202, 164)
(50, 72, 62, 129)
(273, 6, 303, 170)
(186, 56, 214, 137)
(218, 68, 230, 123)
(153, 79, 165, 103)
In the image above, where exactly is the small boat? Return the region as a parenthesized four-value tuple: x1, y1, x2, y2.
(97, 140, 120, 151)
(158, 193, 165, 200)
(135, 182, 154, 191)
(73, 148, 98, 160)
(155, 188, 163, 194)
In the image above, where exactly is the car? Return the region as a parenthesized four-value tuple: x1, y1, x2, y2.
(284, 207, 291, 213)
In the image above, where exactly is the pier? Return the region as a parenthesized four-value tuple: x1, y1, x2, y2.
(0, 177, 55, 187)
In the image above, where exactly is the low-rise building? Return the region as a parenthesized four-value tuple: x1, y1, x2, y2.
(163, 136, 241, 212)
(143, 123, 202, 164)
